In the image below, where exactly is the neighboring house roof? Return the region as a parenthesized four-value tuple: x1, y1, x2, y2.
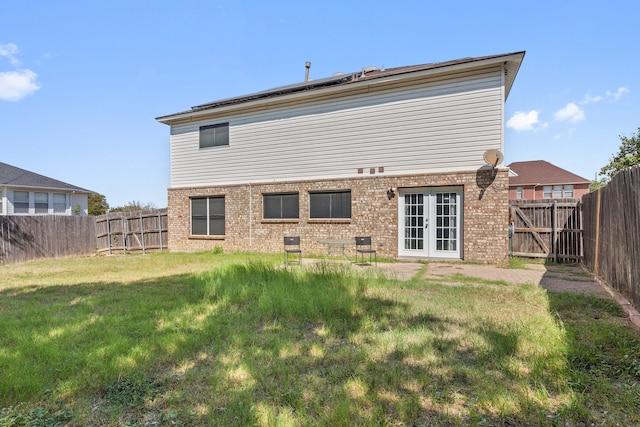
(0, 162, 92, 193)
(157, 51, 525, 124)
(508, 160, 590, 186)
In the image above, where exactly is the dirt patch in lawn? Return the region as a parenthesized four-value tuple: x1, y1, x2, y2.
(423, 261, 610, 297)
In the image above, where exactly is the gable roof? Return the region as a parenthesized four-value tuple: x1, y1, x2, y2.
(0, 162, 92, 193)
(157, 51, 525, 124)
(508, 160, 590, 186)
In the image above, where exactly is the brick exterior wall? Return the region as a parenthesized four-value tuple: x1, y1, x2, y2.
(167, 169, 509, 263)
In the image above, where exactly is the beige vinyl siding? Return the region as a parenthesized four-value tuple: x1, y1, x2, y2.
(170, 67, 504, 188)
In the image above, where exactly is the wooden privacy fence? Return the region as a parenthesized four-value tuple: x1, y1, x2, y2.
(0, 215, 96, 265)
(509, 199, 583, 262)
(95, 209, 168, 254)
(583, 165, 640, 311)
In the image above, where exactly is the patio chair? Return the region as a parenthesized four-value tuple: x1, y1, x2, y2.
(355, 236, 377, 266)
(284, 236, 302, 265)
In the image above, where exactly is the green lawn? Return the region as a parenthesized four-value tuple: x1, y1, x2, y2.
(1, 252, 639, 426)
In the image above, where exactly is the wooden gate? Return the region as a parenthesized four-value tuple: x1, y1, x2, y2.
(94, 209, 168, 255)
(509, 199, 583, 262)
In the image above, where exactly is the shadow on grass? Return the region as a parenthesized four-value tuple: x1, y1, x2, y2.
(546, 289, 640, 425)
(2, 262, 618, 425)
(1, 262, 406, 424)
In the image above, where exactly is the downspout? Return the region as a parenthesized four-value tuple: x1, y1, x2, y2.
(500, 62, 506, 154)
(249, 183, 253, 249)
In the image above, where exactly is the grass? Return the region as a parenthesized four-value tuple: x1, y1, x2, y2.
(1, 252, 639, 426)
(507, 256, 532, 269)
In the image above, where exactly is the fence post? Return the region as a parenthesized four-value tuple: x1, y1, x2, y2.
(140, 212, 146, 255)
(552, 200, 558, 263)
(106, 215, 112, 255)
(158, 213, 163, 251)
(1, 222, 5, 265)
(122, 216, 127, 255)
(579, 201, 584, 261)
(594, 189, 601, 275)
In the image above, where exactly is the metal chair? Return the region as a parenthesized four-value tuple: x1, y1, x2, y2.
(284, 236, 302, 265)
(355, 236, 377, 266)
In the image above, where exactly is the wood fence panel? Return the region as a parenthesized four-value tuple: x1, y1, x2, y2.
(0, 215, 96, 265)
(583, 165, 640, 310)
(94, 209, 168, 254)
(509, 199, 583, 262)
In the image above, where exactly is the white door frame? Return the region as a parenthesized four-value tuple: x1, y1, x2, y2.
(397, 187, 463, 259)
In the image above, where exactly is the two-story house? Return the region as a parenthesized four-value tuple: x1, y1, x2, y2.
(0, 162, 91, 216)
(508, 160, 591, 200)
(156, 51, 525, 263)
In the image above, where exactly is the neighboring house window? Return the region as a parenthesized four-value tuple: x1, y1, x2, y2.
(191, 196, 225, 236)
(309, 190, 351, 219)
(516, 187, 523, 199)
(53, 193, 66, 214)
(35, 192, 48, 214)
(14, 191, 29, 213)
(199, 123, 229, 148)
(563, 185, 574, 198)
(543, 186, 552, 199)
(553, 185, 563, 198)
(0, 190, 3, 214)
(263, 193, 299, 219)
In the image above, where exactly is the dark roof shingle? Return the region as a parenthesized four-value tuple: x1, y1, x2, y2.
(0, 162, 91, 192)
(157, 51, 525, 123)
(508, 160, 590, 186)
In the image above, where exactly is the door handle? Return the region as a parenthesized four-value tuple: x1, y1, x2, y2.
(425, 218, 429, 228)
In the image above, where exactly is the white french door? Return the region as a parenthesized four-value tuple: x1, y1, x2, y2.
(398, 187, 462, 259)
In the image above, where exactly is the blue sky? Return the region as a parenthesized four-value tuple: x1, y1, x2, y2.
(1, 1, 637, 208)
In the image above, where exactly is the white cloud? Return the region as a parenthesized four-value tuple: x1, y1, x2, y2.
(554, 102, 585, 123)
(0, 69, 41, 101)
(581, 94, 603, 104)
(0, 42, 41, 101)
(606, 87, 629, 101)
(506, 110, 540, 131)
(0, 43, 20, 66)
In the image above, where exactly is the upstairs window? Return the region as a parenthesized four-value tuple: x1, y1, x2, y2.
(14, 191, 29, 214)
(191, 196, 225, 236)
(309, 190, 351, 219)
(543, 184, 575, 199)
(199, 123, 229, 148)
(516, 187, 523, 199)
(563, 185, 574, 198)
(263, 193, 299, 219)
(35, 192, 48, 214)
(53, 193, 67, 214)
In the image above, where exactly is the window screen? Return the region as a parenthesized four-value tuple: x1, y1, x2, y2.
(309, 190, 351, 219)
(263, 193, 299, 219)
(191, 196, 225, 235)
(53, 194, 66, 213)
(14, 191, 29, 214)
(199, 123, 229, 148)
(35, 192, 48, 214)
(563, 185, 574, 198)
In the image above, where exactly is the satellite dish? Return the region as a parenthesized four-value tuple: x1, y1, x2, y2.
(483, 149, 504, 167)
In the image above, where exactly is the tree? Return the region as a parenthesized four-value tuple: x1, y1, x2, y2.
(88, 193, 109, 216)
(589, 177, 607, 192)
(109, 200, 157, 213)
(599, 127, 640, 181)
